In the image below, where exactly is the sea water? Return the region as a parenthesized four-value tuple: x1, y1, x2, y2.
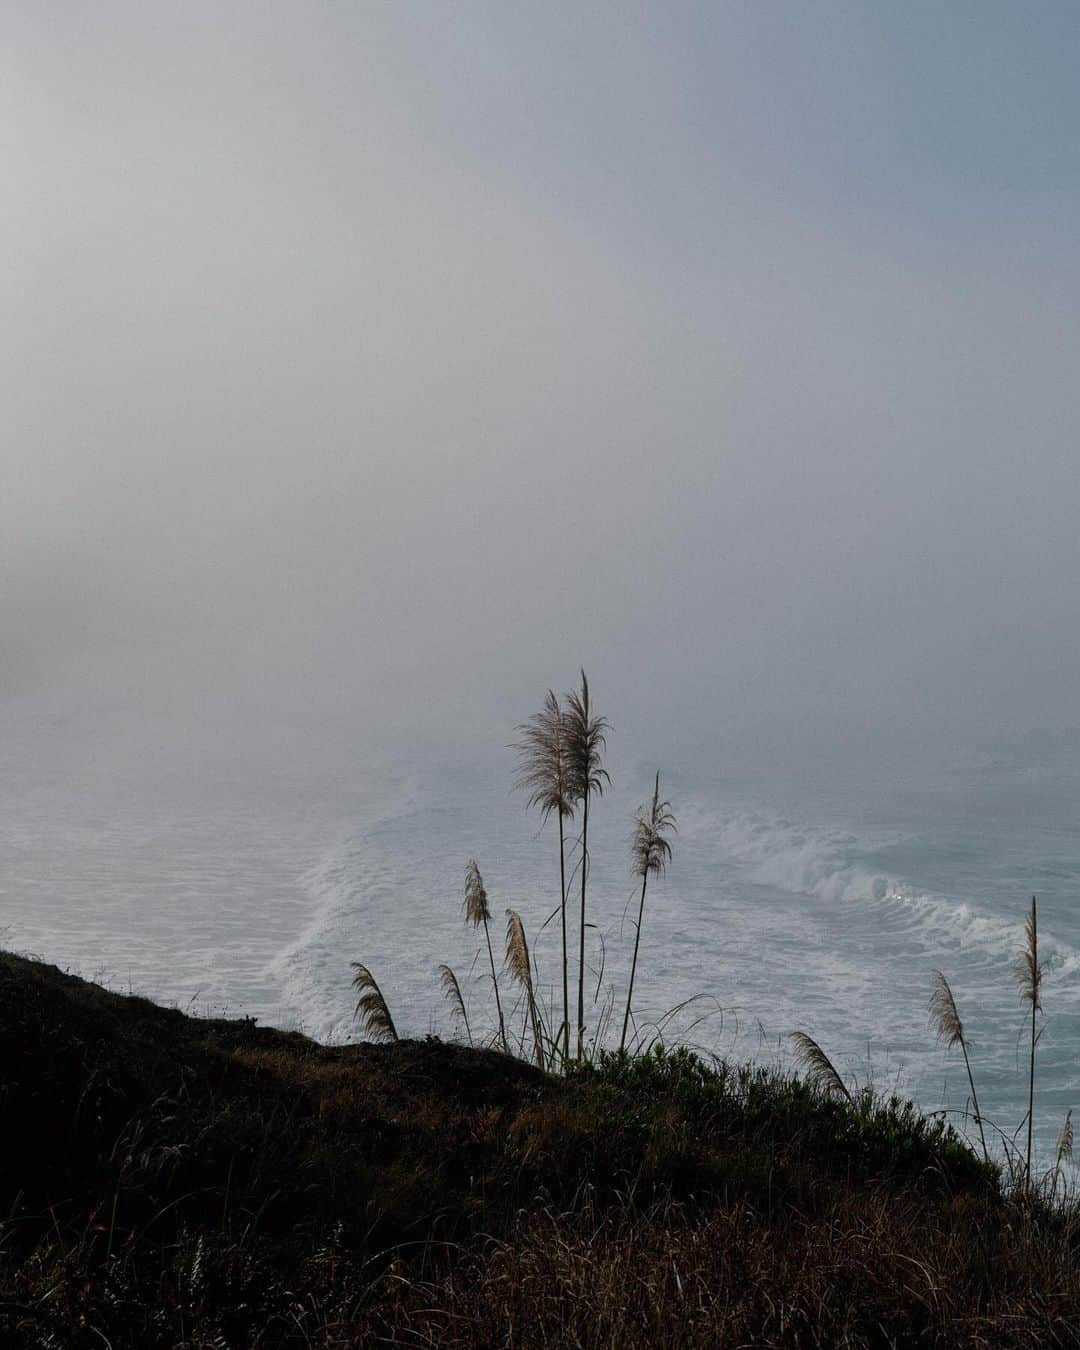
(2, 703, 1078, 1169)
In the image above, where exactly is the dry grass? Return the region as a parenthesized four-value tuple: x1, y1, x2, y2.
(438, 962, 472, 1045)
(1014, 896, 1046, 1195)
(1059, 1110, 1075, 1167)
(356, 1191, 1080, 1348)
(789, 1030, 853, 1104)
(1013, 896, 1045, 1011)
(464, 856, 508, 1052)
(563, 669, 610, 1060)
(513, 688, 575, 1064)
(563, 669, 610, 807)
(621, 770, 676, 1052)
(930, 969, 989, 1162)
(630, 769, 676, 880)
(505, 908, 544, 1070)
(513, 689, 575, 827)
(929, 968, 966, 1048)
(3, 951, 1079, 1347)
(350, 961, 398, 1042)
(464, 857, 491, 927)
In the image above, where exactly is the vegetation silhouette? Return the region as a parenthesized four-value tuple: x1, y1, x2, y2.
(619, 770, 675, 1053)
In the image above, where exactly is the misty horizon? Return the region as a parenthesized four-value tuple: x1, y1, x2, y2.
(7, 4, 1080, 765)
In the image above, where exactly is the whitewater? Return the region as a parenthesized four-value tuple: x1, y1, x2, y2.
(3, 703, 1078, 1166)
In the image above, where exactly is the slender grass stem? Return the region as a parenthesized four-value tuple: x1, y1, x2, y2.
(959, 1037, 989, 1165)
(559, 810, 569, 1066)
(620, 871, 649, 1054)
(483, 914, 508, 1054)
(577, 789, 589, 1060)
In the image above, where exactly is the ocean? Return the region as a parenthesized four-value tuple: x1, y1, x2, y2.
(3, 701, 1078, 1169)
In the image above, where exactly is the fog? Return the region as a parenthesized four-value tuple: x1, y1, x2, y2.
(6, 3, 1080, 770)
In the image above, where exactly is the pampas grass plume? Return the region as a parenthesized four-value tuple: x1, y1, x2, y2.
(1057, 1108, 1074, 1169)
(350, 963, 398, 1043)
(929, 970, 965, 1048)
(464, 858, 490, 927)
(789, 1031, 852, 1103)
(438, 963, 472, 1045)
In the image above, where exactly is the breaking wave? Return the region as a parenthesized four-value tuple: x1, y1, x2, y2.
(688, 804, 1080, 980)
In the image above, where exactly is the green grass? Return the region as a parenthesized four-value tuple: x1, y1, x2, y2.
(582, 1045, 997, 1196)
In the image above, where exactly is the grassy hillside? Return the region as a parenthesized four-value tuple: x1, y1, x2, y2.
(1, 950, 1077, 1347)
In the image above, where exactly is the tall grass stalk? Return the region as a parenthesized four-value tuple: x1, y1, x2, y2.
(789, 1031, 852, 1104)
(350, 963, 398, 1042)
(505, 909, 545, 1071)
(514, 690, 575, 1064)
(465, 859, 508, 1053)
(438, 964, 472, 1045)
(1057, 1108, 1074, 1169)
(1052, 1108, 1073, 1199)
(565, 670, 609, 1060)
(929, 970, 988, 1163)
(620, 771, 675, 1053)
(1013, 894, 1044, 1197)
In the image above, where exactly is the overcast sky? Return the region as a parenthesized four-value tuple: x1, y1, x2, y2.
(5, 4, 1080, 764)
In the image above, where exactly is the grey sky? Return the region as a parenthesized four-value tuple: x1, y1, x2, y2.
(5, 4, 1080, 761)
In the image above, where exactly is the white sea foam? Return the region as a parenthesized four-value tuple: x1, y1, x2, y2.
(4, 717, 1079, 1160)
(684, 800, 1080, 988)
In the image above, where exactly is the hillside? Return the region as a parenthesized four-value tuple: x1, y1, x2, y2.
(0, 950, 1077, 1347)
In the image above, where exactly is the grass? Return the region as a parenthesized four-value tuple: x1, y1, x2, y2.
(3, 949, 1080, 1346)
(5, 677, 1076, 1343)
(418, 679, 1064, 1194)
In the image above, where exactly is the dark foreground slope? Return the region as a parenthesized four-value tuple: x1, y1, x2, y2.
(0, 951, 1077, 1347)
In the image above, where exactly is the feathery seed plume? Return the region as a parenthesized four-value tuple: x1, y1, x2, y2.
(1014, 895, 1043, 1197)
(505, 908, 533, 990)
(789, 1031, 852, 1103)
(513, 689, 575, 1062)
(464, 858, 490, 927)
(463, 857, 508, 1052)
(438, 963, 472, 1045)
(929, 970, 965, 1048)
(505, 908, 544, 1070)
(631, 772, 676, 880)
(928, 969, 988, 1162)
(620, 770, 676, 1052)
(1057, 1108, 1074, 1169)
(1013, 896, 1044, 1010)
(350, 963, 398, 1042)
(513, 690, 575, 823)
(564, 670, 610, 806)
